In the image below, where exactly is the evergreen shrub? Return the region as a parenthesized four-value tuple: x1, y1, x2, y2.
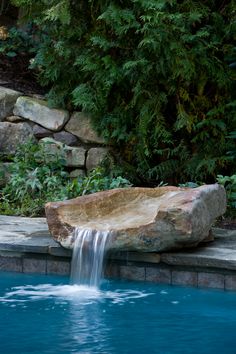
(12, 0, 236, 184)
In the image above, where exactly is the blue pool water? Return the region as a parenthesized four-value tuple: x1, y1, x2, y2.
(0, 272, 236, 354)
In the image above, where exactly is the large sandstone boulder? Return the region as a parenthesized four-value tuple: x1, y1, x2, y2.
(0, 87, 21, 120)
(45, 184, 226, 252)
(65, 112, 106, 144)
(13, 96, 69, 131)
(0, 122, 35, 155)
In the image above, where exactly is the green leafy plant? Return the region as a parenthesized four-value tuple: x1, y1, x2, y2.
(11, 0, 236, 185)
(66, 167, 132, 199)
(0, 0, 9, 15)
(0, 140, 69, 216)
(217, 175, 236, 217)
(0, 141, 131, 216)
(227, 131, 236, 160)
(178, 182, 200, 188)
(0, 26, 37, 58)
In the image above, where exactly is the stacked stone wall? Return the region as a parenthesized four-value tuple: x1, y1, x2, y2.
(0, 86, 110, 186)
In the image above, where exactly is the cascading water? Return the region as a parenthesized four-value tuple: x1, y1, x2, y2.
(70, 227, 110, 287)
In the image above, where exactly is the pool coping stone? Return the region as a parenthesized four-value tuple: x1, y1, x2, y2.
(0, 215, 236, 290)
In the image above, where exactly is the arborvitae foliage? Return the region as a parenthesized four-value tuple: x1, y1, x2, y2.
(12, 0, 236, 184)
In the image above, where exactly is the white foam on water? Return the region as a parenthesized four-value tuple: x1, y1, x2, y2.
(0, 283, 153, 305)
(2, 284, 100, 301)
(0, 297, 27, 303)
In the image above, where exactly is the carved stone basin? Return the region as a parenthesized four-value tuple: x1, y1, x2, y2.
(45, 184, 226, 252)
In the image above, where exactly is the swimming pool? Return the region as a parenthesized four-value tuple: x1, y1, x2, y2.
(0, 272, 236, 354)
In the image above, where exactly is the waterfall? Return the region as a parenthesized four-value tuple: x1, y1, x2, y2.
(70, 228, 110, 287)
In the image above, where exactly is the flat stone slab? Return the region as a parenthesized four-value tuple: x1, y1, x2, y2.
(161, 228, 236, 270)
(207, 228, 236, 249)
(13, 96, 69, 131)
(0, 215, 71, 257)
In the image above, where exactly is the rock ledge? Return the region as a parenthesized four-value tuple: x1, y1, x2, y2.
(45, 184, 226, 252)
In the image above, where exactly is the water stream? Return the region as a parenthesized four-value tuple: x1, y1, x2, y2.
(70, 228, 110, 287)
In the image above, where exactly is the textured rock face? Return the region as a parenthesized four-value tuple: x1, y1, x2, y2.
(65, 112, 105, 144)
(86, 147, 108, 171)
(39, 137, 86, 167)
(0, 162, 12, 187)
(33, 124, 53, 138)
(0, 122, 35, 155)
(0, 86, 112, 177)
(53, 131, 78, 146)
(0, 87, 21, 120)
(69, 169, 86, 178)
(64, 146, 86, 167)
(45, 184, 226, 252)
(14, 96, 69, 131)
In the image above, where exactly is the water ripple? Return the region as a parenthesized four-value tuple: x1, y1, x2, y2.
(0, 283, 153, 304)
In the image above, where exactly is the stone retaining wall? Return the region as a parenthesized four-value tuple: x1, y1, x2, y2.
(1, 251, 236, 291)
(0, 251, 70, 276)
(105, 261, 236, 291)
(0, 86, 110, 185)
